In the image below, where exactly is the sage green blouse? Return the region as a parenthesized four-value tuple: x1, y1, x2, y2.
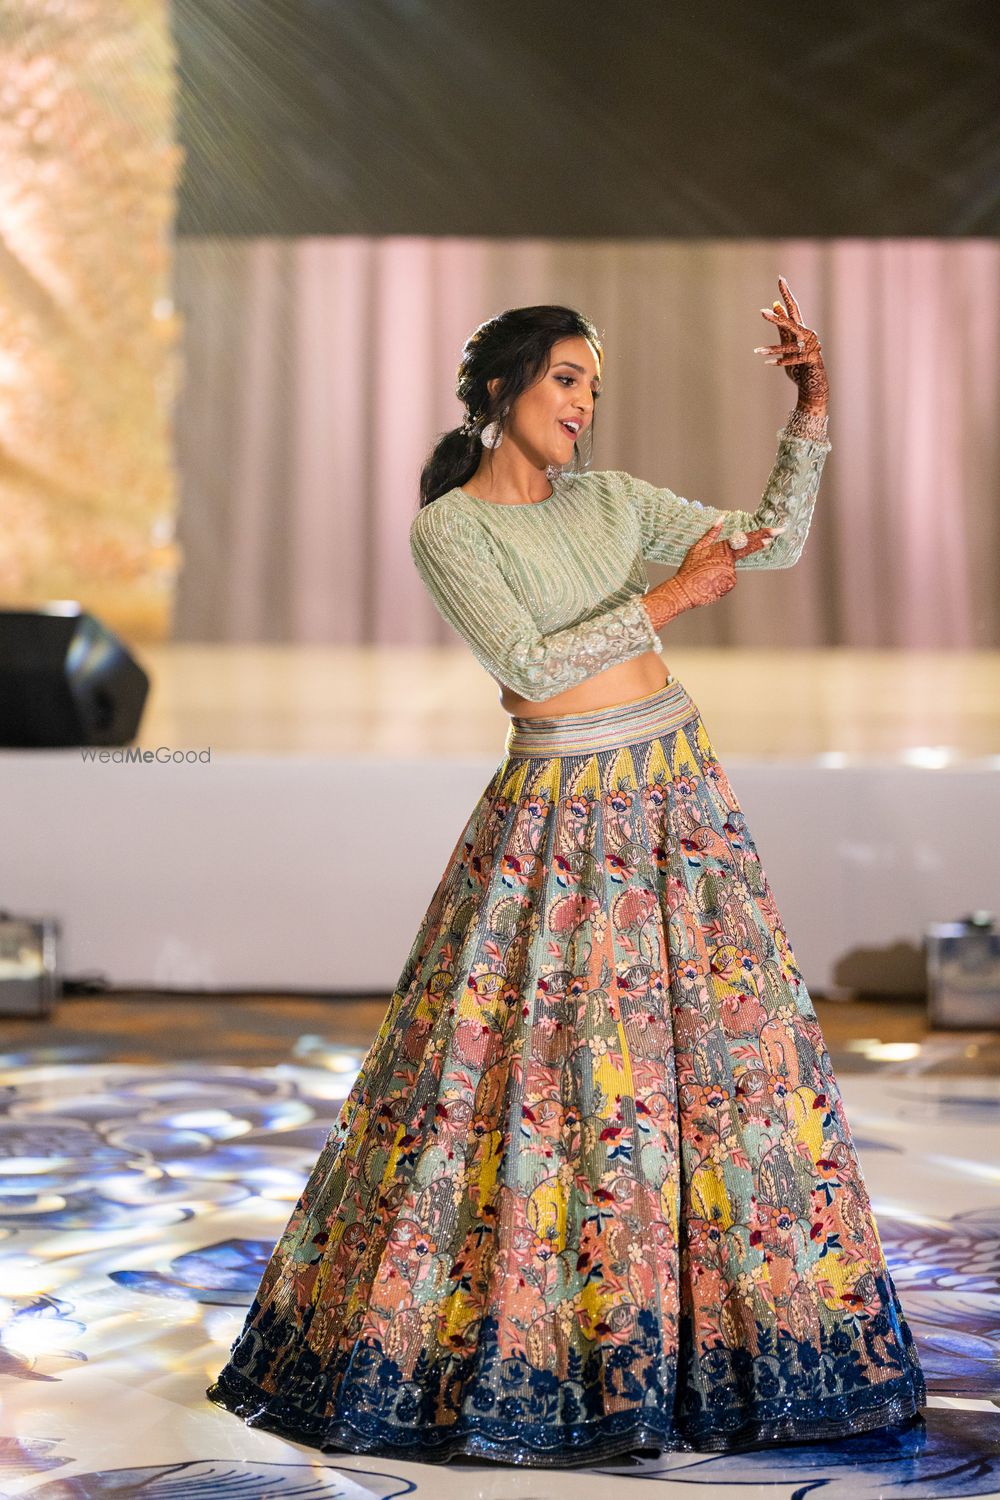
(409, 416, 832, 702)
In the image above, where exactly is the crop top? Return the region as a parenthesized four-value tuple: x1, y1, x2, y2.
(409, 415, 832, 702)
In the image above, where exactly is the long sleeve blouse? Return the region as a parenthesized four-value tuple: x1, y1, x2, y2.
(409, 416, 832, 703)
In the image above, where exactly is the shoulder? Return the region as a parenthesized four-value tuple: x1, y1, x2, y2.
(550, 468, 633, 508)
(409, 493, 492, 558)
(411, 491, 481, 538)
(560, 467, 630, 494)
(565, 469, 677, 501)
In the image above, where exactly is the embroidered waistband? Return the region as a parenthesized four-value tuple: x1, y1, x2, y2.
(504, 674, 699, 758)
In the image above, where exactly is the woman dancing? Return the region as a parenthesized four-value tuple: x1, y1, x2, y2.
(207, 280, 926, 1466)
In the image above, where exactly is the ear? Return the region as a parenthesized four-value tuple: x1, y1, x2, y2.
(486, 377, 500, 400)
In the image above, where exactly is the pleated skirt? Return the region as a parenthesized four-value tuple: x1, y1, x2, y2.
(206, 673, 926, 1466)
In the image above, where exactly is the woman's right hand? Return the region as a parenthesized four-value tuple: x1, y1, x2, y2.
(641, 519, 785, 629)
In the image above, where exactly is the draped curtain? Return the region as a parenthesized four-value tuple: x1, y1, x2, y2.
(0, 0, 181, 642)
(172, 238, 1000, 648)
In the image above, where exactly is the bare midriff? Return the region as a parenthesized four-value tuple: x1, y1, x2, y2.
(496, 648, 670, 720)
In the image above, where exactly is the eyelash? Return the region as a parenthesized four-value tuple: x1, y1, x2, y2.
(555, 375, 601, 400)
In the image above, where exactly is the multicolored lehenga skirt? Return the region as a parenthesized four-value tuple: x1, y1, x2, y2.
(206, 673, 926, 1466)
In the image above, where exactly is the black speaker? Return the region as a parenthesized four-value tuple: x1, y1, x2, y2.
(0, 607, 150, 747)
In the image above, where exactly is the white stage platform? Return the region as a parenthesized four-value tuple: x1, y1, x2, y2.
(2, 645, 997, 997)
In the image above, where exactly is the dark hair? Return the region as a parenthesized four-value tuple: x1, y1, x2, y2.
(418, 304, 604, 507)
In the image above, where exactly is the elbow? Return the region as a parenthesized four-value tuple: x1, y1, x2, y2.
(505, 640, 569, 701)
(504, 670, 569, 703)
(740, 536, 806, 571)
(504, 650, 581, 702)
(770, 542, 805, 570)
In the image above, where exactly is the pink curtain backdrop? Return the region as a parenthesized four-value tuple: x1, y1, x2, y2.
(172, 238, 1000, 648)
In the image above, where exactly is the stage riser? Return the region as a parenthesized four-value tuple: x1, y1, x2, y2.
(0, 753, 994, 997)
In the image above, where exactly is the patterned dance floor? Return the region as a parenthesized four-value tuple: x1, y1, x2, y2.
(1, 1039, 997, 1498)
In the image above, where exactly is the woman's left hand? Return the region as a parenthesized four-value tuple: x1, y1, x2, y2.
(754, 276, 829, 413)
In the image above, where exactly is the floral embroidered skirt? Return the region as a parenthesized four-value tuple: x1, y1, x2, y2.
(206, 673, 926, 1466)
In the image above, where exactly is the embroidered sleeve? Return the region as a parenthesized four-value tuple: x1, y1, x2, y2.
(620, 412, 832, 571)
(409, 501, 660, 702)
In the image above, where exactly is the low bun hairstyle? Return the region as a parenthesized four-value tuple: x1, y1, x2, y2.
(418, 304, 604, 508)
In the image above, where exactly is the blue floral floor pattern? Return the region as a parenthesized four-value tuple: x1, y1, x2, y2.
(0, 1048, 997, 1499)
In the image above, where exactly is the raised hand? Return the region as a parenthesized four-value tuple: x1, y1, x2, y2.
(753, 275, 829, 414)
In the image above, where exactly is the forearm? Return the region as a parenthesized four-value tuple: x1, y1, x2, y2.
(783, 400, 829, 443)
(727, 408, 830, 569)
(640, 576, 697, 632)
(500, 594, 661, 701)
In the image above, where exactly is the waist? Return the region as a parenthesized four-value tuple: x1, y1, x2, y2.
(504, 673, 699, 757)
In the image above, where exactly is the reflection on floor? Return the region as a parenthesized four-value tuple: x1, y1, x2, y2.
(0, 1031, 997, 1499)
(7, 992, 1000, 1072)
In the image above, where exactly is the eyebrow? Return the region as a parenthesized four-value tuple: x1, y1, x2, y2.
(554, 361, 602, 389)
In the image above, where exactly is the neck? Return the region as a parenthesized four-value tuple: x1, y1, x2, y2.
(464, 441, 554, 503)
